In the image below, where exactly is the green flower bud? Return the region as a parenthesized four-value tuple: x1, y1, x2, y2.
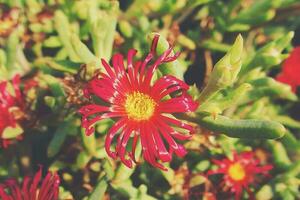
(198, 34, 243, 103)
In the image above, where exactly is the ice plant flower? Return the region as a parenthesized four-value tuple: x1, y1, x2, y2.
(0, 75, 24, 147)
(0, 168, 60, 200)
(207, 151, 273, 200)
(79, 35, 198, 170)
(276, 46, 300, 93)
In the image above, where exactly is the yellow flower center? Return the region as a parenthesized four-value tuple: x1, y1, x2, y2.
(228, 162, 246, 181)
(124, 92, 156, 121)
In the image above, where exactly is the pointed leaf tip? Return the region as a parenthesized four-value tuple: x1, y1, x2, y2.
(230, 34, 243, 64)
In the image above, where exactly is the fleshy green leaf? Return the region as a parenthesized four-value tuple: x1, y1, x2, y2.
(191, 112, 286, 139)
(88, 176, 108, 200)
(2, 125, 23, 139)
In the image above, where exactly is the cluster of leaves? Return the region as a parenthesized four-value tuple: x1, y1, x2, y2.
(0, 0, 300, 199)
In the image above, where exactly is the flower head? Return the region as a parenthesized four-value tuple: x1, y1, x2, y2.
(0, 75, 24, 147)
(208, 151, 272, 200)
(276, 46, 300, 93)
(0, 168, 60, 200)
(79, 35, 198, 170)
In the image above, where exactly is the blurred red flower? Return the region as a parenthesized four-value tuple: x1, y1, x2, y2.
(208, 151, 273, 200)
(0, 75, 24, 148)
(79, 35, 198, 170)
(0, 168, 60, 200)
(276, 46, 300, 92)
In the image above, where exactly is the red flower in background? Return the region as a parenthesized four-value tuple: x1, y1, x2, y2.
(79, 35, 198, 170)
(208, 151, 272, 200)
(0, 75, 24, 148)
(276, 46, 300, 92)
(0, 168, 60, 200)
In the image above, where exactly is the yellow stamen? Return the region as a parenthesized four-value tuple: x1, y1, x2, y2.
(228, 162, 246, 181)
(125, 92, 156, 121)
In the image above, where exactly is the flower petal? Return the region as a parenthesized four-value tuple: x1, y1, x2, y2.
(140, 123, 167, 170)
(105, 118, 126, 158)
(159, 94, 198, 113)
(117, 125, 135, 168)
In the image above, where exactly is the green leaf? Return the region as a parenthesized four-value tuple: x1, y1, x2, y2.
(70, 34, 99, 65)
(36, 57, 80, 74)
(2, 125, 23, 139)
(54, 10, 80, 62)
(177, 35, 196, 50)
(247, 78, 297, 101)
(103, 159, 115, 180)
(194, 160, 210, 171)
(231, 0, 279, 25)
(135, 185, 157, 200)
(198, 83, 252, 114)
(191, 112, 286, 139)
(5, 30, 18, 70)
(119, 20, 133, 38)
(198, 34, 243, 103)
(274, 115, 300, 129)
(43, 36, 62, 48)
(76, 151, 92, 169)
(41, 74, 65, 97)
(81, 128, 97, 156)
(241, 31, 294, 74)
(44, 96, 56, 108)
(113, 141, 141, 183)
(47, 120, 76, 157)
(268, 141, 291, 170)
(256, 185, 273, 200)
(280, 131, 300, 152)
(201, 39, 231, 52)
(111, 179, 137, 198)
(88, 176, 108, 200)
(88, 1, 119, 60)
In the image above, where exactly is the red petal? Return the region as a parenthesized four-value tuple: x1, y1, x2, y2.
(140, 123, 167, 170)
(78, 104, 109, 116)
(150, 122, 172, 162)
(101, 58, 115, 78)
(155, 119, 187, 158)
(160, 115, 194, 132)
(150, 34, 159, 54)
(105, 118, 126, 158)
(156, 118, 191, 141)
(117, 125, 134, 168)
(29, 167, 42, 199)
(159, 94, 198, 113)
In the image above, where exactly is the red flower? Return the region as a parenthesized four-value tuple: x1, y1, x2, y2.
(207, 151, 272, 200)
(79, 35, 198, 170)
(276, 46, 300, 92)
(0, 168, 60, 200)
(0, 75, 24, 147)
